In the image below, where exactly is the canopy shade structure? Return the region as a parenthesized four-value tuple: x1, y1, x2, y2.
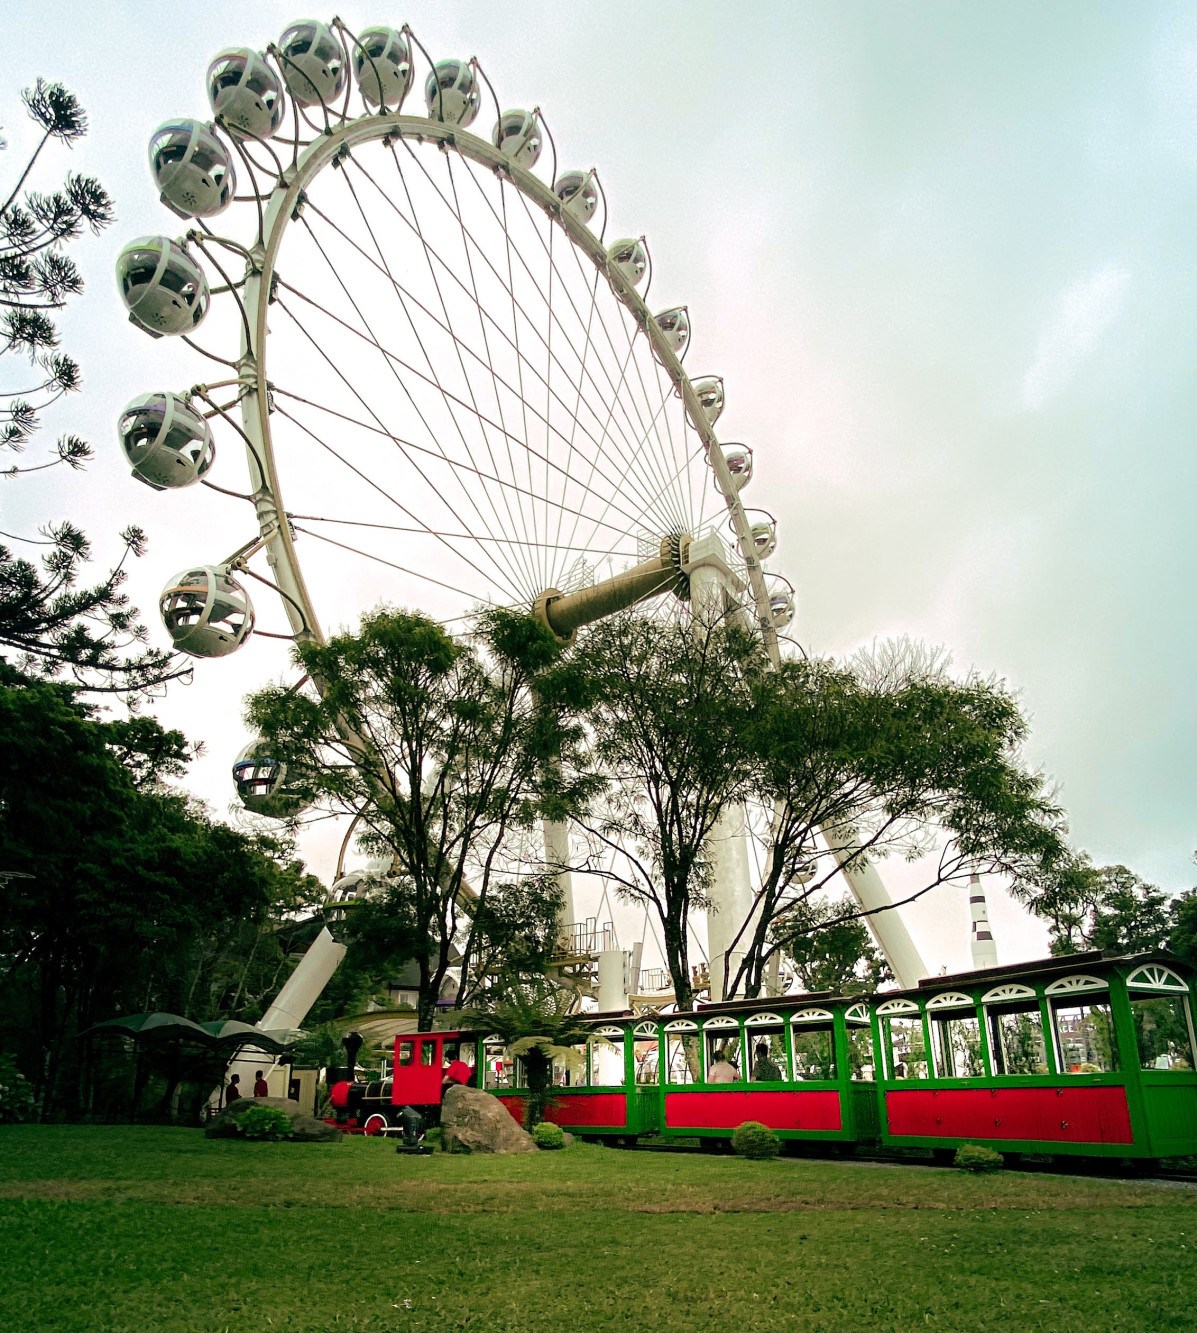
(83, 1012, 300, 1055)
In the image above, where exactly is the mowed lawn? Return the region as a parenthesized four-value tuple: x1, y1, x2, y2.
(1, 1128, 1195, 1332)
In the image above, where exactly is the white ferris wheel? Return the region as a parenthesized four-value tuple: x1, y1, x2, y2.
(114, 18, 925, 1005)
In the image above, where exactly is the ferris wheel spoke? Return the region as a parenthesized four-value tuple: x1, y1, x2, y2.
(271, 385, 647, 549)
(519, 195, 693, 539)
(441, 150, 545, 594)
(296, 184, 680, 548)
(272, 397, 531, 607)
(389, 142, 680, 529)
(335, 162, 544, 599)
(380, 148, 680, 541)
(274, 278, 679, 548)
(294, 209, 542, 602)
(271, 299, 540, 606)
(291, 524, 506, 609)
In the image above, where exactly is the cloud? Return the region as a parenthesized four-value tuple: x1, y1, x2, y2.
(1020, 264, 1131, 410)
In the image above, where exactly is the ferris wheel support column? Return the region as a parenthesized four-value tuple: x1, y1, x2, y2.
(543, 814, 577, 938)
(829, 830, 928, 989)
(684, 533, 755, 1001)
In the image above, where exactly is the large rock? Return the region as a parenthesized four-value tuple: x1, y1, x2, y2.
(205, 1096, 340, 1143)
(440, 1084, 537, 1154)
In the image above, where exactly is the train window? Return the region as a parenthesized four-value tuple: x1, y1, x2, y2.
(988, 1005, 1048, 1075)
(419, 1042, 437, 1067)
(748, 1034, 786, 1082)
(397, 1041, 414, 1067)
(634, 1039, 659, 1084)
(881, 1016, 929, 1079)
(1129, 994, 1195, 1070)
(791, 1026, 835, 1080)
(930, 1011, 983, 1078)
(843, 1010, 875, 1080)
(1051, 1000, 1118, 1073)
(555, 1044, 589, 1087)
(590, 1036, 626, 1086)
(666, 1034, 700, 1083)
(483, 1038, 511, 1088)
(704, 1029, 741, 1082)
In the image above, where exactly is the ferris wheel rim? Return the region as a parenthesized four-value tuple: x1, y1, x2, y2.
(235, 110, 780, 662)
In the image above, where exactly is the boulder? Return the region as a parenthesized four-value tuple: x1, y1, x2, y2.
(440, 1084, 537, 1154)
(205, 1096, 341, 1143)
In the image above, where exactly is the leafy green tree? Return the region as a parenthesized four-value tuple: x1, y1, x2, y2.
(1, 81, 179, 694)
(772, 895, 891, 994)
(0, 667, 320, 1116)
(729, 651, 1071, 996)
(247, 607, 574, 1029)
(1168, 889, 1197, 971)
(1038, 857, 1172, 956)
(562, 609, 759, 1012)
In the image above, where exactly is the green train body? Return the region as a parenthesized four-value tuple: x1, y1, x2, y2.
(360, 950, 1197, 1163)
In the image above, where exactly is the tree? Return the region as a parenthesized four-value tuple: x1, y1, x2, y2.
(1168, 889, 1197, 971)
(1037, 857, 1172, 956)
(247, 607, 574, 1029)
(772, 895, 891, 994)
(563, 609, 760, 1013)
(727, 650, 1072, 997)
(1, 81, 179, 694)
(0, 665, 321, 1117)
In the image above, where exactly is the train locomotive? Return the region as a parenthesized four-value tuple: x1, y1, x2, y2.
(330, 950, 1197, 1164)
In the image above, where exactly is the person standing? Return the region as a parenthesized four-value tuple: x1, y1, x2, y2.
(253, 1070, 269, 1098)
(225, 1073, 241, 1104)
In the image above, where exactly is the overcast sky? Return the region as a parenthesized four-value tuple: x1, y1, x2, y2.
(5, 0, 1195, 977)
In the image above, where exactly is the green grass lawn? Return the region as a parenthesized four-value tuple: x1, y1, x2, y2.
(1, 1127, 1195, 1332)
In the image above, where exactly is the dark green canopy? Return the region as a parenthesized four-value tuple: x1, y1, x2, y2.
(84, 1013, 299, 1055)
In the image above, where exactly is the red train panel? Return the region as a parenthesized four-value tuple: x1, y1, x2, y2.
(884, 1085, 1133, 1145)
(495, 1093, 629, 1128)
(665, 1090, 842, 1132)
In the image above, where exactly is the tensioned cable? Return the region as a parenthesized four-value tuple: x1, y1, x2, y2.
(500, 183, 693, 548)
(438, 148, 543, 595)
(290, 524, 506, 608)
(291, 213, 536, 603)
(271, 371, 528, 607)
(384, 145, 541, 598)
(337, 154, 682, 544)
(375, 143, 686, 537)
(448, 154, 690, 540)
(459, 158, 692, 534)
(333, 159, 542, 599)
(286, 513, 622, 556)
(271, 385, 646, 547)
(273, 281, 668, 543)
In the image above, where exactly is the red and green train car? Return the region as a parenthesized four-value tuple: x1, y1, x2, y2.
(339, 950, 1197, 1164)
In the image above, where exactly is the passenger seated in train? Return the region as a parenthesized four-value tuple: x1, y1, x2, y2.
(751, 1040, 783, 1081)
(708, 1046, 739, 1083)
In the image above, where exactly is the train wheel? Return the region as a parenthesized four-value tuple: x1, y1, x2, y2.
(363, 1112, 390, 1137)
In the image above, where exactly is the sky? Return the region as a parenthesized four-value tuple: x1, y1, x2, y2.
(4, 0, 1196, 979)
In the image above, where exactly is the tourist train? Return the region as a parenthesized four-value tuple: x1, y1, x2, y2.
(329, 950, 1197, 1164)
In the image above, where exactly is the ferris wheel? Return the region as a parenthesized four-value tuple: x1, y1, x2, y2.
(113, 18, 923, 999)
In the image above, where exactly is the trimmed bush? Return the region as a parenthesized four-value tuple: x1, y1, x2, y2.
(954, 1143, 1004, 1173)
(731, 1120, 780, 1160)
(532, 1121, 565, 1151)
(229, 1104, 293, 1141)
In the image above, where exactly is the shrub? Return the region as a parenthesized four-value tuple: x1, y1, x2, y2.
(424, 1126, 443, 1151)
(731, 1121, 780, 1160)
(0, 1053, 36, 1124)
(229, 1104, 293, 1141)
(954, 1143, 1004, 1173)
(532, 1121, 565, 1151)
